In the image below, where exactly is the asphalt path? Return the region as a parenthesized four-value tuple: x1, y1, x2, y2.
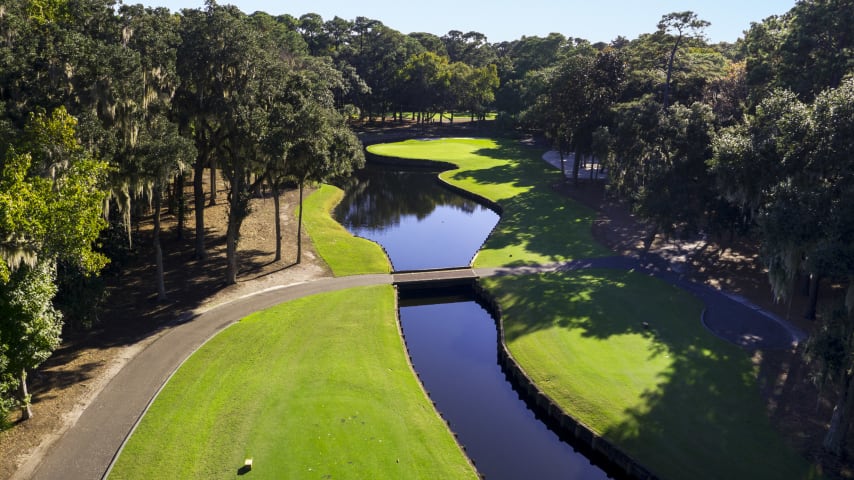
(26, 274, 393, 480)
(25, 260, 805, 480)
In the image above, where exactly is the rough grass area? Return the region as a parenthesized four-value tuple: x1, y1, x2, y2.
(302, 184, 390, 276)
(108, 285, 477, 480)
(368, 138, 612, 267)
(482, 269, 819, 480)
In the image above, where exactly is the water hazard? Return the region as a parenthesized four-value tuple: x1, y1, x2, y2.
(400, 291, 609, 480)
(336, 162, 610, 479)
(333, 164, 499, 270)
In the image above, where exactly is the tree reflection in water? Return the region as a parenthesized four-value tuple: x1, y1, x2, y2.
(333, 164, 498, 270)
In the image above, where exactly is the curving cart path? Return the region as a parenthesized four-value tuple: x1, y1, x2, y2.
(24, 257, 805, 480)
(25, 274, 391, 480)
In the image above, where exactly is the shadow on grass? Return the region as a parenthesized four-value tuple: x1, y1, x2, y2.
(484, 270, 818, 480)
(398, 140, 609, 265)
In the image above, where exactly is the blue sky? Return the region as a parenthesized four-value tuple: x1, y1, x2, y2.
(139, 0, 797, 44)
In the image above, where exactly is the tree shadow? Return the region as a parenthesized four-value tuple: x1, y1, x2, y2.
(48, 188, 322, 367)
(27, 361, 104, 404)
(484, 269, 818, 479)
(431, 141, 612, 265)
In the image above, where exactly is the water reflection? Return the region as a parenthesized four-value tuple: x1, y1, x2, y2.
(337, 162, 610, 479)
(333, 165, 499, 271)
(400, 293, 609, 480)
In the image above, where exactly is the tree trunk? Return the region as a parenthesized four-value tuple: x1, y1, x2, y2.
(208, 158, 217, 206)
(663, 36, 682, 109)
(193, 159, 206, 260)
(559, 149, 566, 177)
(225, 219, 238, 285)
(254, 174, 263, 197)
(643, 227, 657, 253)
(19, 369, 32, 420)
(804, 273, 820, 320)
(225, 175, 242, 285)
(175, 173, 185, 240)
(572, 147, 582, 185)
(167, 176, 176, 215)
(296, 181, 304, 264)
(273, 186, 282, 262)
(153, 186, 167, 301)
(824, 371, 854, 456)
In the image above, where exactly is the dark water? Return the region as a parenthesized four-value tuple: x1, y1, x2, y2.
(400, 295, 609, 480)
(336, 162, 609, 479)
(333, 165, 499, 271)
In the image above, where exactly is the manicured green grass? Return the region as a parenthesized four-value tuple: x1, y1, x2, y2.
(109, 286, 477, 480)
(302, 184, 390, 276)
(482, 269, 818, 480)
(368, 138, 612, 267)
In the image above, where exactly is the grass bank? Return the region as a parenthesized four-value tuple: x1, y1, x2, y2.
(109, 285, 477, 479)
(368, 138, 612, 267)
(301, 184, 390, 276)
(482, 269, 818, 480)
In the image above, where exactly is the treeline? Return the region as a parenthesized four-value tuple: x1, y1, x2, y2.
(516, 3, 854, 455)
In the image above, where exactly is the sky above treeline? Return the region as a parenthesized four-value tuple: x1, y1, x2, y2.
(139, 0, 797, 44)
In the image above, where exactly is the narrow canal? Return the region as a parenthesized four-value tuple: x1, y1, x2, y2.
(334, 163, 610, 479)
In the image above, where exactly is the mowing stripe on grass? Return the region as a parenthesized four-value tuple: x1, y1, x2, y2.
(108, 286, 477, 480)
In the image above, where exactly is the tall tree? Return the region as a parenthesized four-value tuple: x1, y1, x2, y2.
(0, 262, 61, 421)
(115, 4, 192, 300)
(544, 48, 625, 183)
(657, 11, 710, 109)
(398, 51, 451, 121)
(286, 104, 364, 263)
(633, 102, 716, 237)
(0, 107, 109, 420)
(175, 4, 229, 260)
(211, 5, 272, 285)
(710, 88, 814, 301)
(796, 77, 854, 387)
(136, 118, 194, 300)
(778, 0, 854, 99)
